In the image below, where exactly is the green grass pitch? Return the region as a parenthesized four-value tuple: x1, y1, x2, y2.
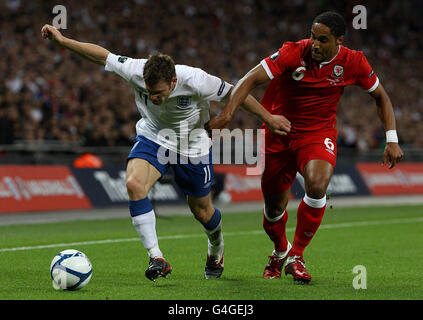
(0, 204, 422, 300)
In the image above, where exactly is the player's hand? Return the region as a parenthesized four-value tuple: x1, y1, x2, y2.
(205, 112, 232, 137)
(41, 24, 64, 45)
(382, 142, 404, 169)
(265, 114, 291, 136)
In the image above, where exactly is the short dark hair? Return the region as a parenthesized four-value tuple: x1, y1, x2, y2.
(143, 53, 176, 87)
(313, 11, 346, 38)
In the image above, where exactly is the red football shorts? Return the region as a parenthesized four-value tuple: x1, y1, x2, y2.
(261, 129, 337, 195)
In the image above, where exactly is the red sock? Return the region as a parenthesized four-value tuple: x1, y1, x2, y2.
(290, 197, 326, 257)
(263, 209, 288, 252)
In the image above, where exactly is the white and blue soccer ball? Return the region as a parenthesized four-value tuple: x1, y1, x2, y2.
(50, 249, 92, 290)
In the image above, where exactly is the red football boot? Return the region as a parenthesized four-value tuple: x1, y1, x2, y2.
(263, 242, 292, 279)
(284, 255, 311, 284)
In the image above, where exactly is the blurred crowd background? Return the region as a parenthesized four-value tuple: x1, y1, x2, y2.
(1, 0, 422, 153)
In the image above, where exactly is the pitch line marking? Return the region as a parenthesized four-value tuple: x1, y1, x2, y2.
(1, 217, 422, 252)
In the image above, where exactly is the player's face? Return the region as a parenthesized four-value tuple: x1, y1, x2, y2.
(310, 23, 343, 63)
(146, 77, 177, 105)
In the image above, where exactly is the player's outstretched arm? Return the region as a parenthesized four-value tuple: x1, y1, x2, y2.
(41, 24, 110, 66)
(369, 83, 404, 169)
(205, 64, 270, 132)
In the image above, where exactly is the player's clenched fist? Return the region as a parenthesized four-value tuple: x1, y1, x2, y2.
(382, 142, 404, 169)
(266, 114, 291, 136)
(41, 24, 64, 44)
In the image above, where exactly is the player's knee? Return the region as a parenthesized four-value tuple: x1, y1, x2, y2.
(126, 176, 148, 199)
(264, 192, 289, 218)
(265, 204, 287, 218)
(305, 180, 327, 199)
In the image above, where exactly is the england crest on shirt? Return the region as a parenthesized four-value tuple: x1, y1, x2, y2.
(176, 96, 192, 109)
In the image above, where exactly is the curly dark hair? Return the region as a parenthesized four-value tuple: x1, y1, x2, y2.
(313, 11, 346, 38)
(143, 52, 176, 87)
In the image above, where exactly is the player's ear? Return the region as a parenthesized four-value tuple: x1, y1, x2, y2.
(171, 76, 177, 87)
(336, 35, 344, 46)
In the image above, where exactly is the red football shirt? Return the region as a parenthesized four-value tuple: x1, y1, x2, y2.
(261, 39, 379, 136)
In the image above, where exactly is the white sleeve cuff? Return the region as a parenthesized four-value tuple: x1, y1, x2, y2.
(367, 76, 379, 93)
(104, 52, 118, 72)
(260, 59, 274, 80)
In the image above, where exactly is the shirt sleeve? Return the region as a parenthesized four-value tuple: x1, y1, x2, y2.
(104, 53, 146, 83)
(354, 52, 379, 92)
(260, 41, 301, 80)
(194, 69, 233, 102)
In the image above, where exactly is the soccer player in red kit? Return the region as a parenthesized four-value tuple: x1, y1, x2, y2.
(206, 11, 404, 283)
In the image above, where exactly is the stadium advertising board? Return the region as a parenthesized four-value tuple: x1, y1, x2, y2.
(71, 167, 185, 207)
(356, 163, 423, 195)
(214, 165, 268, 202)
(214, 163, 369, 201)
(2, 163, 420, 213)
(0, 165, 92, 213)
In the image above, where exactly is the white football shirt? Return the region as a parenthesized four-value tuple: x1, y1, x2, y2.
(105, 53, 232, 157)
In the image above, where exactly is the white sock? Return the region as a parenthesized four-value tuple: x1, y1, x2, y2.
(204, 221, 224, 258)
(273, 241, 292, 258)
(303, 194, 327, 208)
(132, 210, 163, 258)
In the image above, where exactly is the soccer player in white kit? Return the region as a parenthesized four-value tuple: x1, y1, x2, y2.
(41, 24, 291, 281)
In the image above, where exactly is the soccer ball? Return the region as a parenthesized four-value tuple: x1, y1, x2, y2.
(50, 249, 92, 290)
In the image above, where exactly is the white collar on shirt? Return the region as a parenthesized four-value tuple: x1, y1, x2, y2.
(319, 45, 341, 69)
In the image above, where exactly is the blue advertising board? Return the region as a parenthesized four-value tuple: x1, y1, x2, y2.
(71, 167, 186, 207)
